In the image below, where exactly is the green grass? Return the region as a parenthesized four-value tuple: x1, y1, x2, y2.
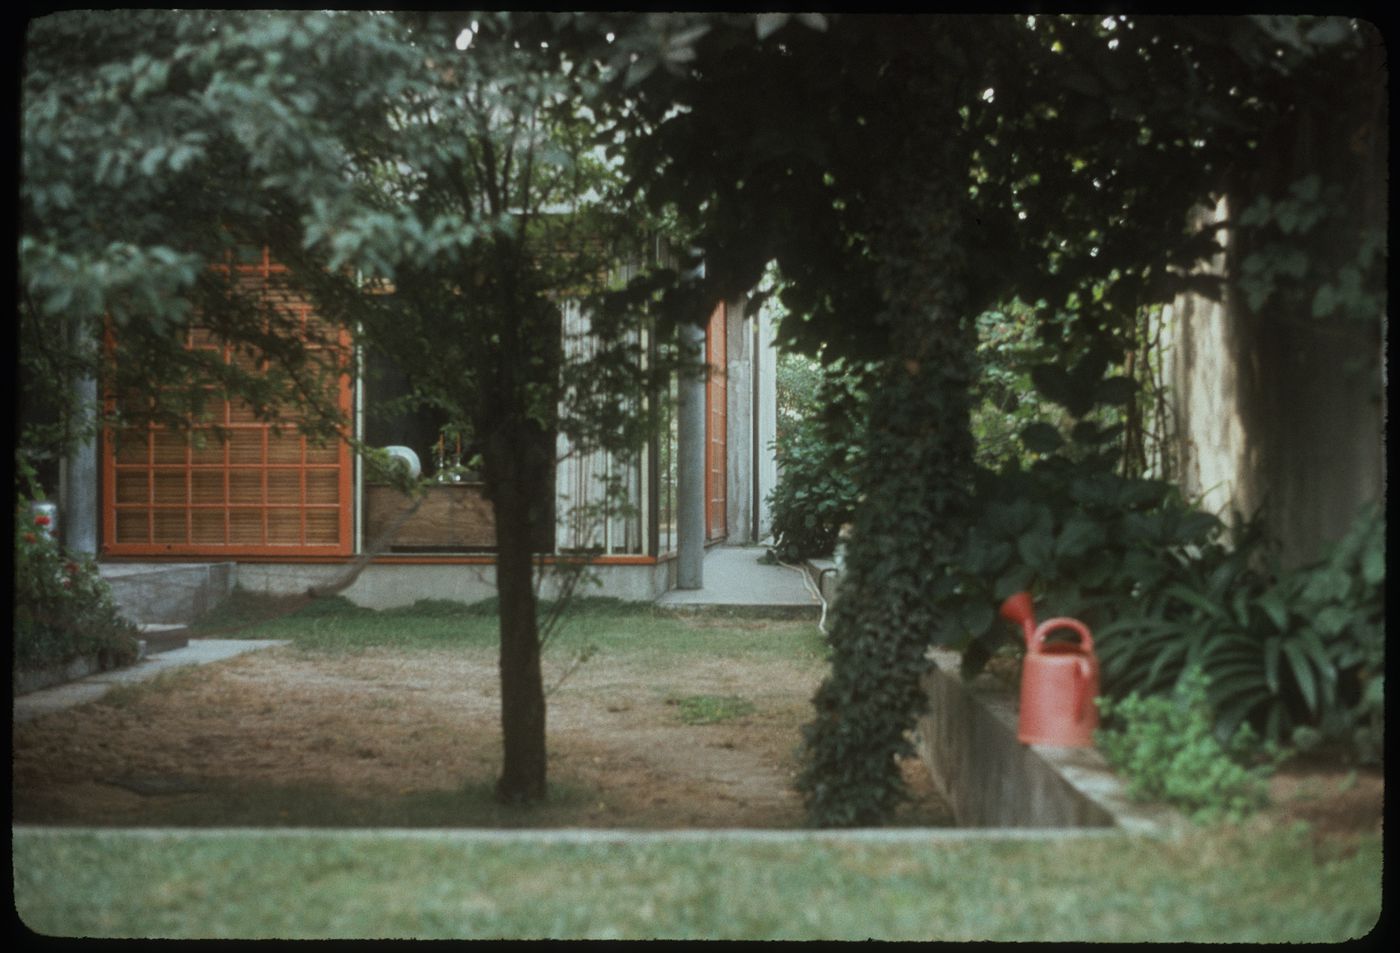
(13, 824, 1381, 941)
(187, 589, 828, 662)
(667, 694, 757, 725)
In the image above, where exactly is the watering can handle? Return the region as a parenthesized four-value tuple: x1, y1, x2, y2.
(1029, 618, 1094, 654)
(1076, 656, 1095, 723)
(1032, 619, 1097, 723)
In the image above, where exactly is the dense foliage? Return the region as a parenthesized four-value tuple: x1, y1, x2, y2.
(606, 13, 1382, 823)
(767, 356, 866, 563)
(14, 496, 140, 673)
(1096, 668, 1281, 823)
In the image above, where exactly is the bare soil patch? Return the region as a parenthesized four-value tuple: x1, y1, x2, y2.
(12, 639, 951, 829)
(13, 638, 1379, 837)
(1261, 759, 1384, 851)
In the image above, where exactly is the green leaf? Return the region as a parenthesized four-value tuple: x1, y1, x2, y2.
(1301, 568, 1352, 605)
(1280, 639, 1318, 714)
(1214, 694, 1267, 744)
(1055, 516, 1105, 560)
(1263, 637, 1281, 693)
(1175, 510, 1221, 543)
(992, 564, 1036, 600)
(1314, 605, 1351, 637)
(959, 601, 994, 638)
(1361, 545, 1385, 586)
(1256, 590, 1289, 631)
(1311, 284, 1337, 319)
(1019, 422, 1063, 454)
(1095, 376, 1135, 406)
(1016, 527, 1055, 573)
(1029, 363, 1076, 409)
(1164, 584, 1228, 620)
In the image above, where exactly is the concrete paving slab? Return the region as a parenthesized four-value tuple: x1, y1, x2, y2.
(656, 546, 821, 614)
(12, 639, 288, 724)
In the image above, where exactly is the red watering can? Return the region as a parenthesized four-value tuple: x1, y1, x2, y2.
(998, 591, 1100, 747)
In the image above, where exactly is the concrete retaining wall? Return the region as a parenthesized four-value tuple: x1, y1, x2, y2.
(916, 649, 1180, 833)
(101, 563, 236, 625)
(235, 559, 675, 610)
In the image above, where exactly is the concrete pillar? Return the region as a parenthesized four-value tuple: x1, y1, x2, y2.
(676, 319, 707, 589)
(63, 336, 99, 556)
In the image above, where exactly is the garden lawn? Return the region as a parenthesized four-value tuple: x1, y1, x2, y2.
(13, 822, 1379, 941)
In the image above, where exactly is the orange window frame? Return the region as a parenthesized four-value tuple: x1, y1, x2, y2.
(101, 249, 354, 557)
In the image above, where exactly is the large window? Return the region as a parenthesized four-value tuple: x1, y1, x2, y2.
(102, 252, 353, 556)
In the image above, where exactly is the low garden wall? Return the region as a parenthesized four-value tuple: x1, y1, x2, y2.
(915, 648, 1181, 833)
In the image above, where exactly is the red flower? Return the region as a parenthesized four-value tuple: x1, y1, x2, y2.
(24, 533, 37, 543)
(34, 514, 51, 526)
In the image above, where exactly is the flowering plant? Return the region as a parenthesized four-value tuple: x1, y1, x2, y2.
(14, 498, 139, 671)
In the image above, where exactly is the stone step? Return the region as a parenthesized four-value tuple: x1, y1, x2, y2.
(138, 623, 190, 654)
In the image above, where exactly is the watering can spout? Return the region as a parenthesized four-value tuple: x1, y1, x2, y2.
(999, 591, 1037, 645)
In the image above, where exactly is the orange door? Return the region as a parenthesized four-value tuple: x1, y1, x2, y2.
(705, 302, 728, 542)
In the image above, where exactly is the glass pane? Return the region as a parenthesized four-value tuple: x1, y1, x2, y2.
(191, 510, 227, 544)
(191, 471, 225, 504)
(230, 509, 263, 545)
(152, 471, 187, 505)
(305, 470, 339, 505)
(152, 509, 188, 543)
(267, 509, 301, 544)
(267, 470, 301, 504)
(305, 509, 339, 544)
(229, 471, 263, 504)
(115, 509, 149, 543)
(115, 471, 148, 504)
(227, 430, 264, 465)
(267, 432, 302, 464)
(152, 431, 187, 465)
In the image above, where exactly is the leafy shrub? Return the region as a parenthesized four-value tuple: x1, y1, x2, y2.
(950, 336, 1384, 763)
(1098, 503, 1384, 762)
(14, 499, 140, 672)
(1096, 668, 1282, 823)
(948, 421, 1229, 677)
(768, 357, 867, 563)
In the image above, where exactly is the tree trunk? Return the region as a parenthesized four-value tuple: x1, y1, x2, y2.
(489, 450, 548, 803)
